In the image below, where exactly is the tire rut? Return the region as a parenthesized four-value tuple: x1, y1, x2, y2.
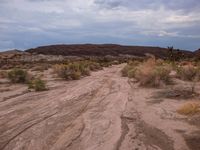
(118, 89, 175, 150)
(1, 67, 120, 150)
(1, 112, 59, 150)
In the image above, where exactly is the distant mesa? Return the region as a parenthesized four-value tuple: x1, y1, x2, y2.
(25, 44, 194, 59)
(0, 44, 196, 59)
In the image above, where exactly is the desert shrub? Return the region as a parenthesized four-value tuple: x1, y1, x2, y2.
(53, 60, 106, 80)
(122, 58, 172, 87)
(121, 60, 140, 77)
(79, 62, 90, 76)
(53, 61, 93, 80)
(83, 67, 91, 76)
(100, 62, 109, 67)
(121, 65, 133, 77)
(31, 64, 50, 72)
(28, 78, 47, 91)
(133, 58, 170, 87)
(176, 65, 200, 81)
(52, 64, 67, 78)
(53, 64, 71, 80)
(70, 71, 81, 80)
(8, 68, 29, 83)
(53, 64, 76, 79)
(156, 59, 165, 65)
(89, 62, 102, 71)
(0, 70, 7, 78)
(112, 60, 119, 65)
(154, 66, 172, 84)
(128, 60, 140, 66)
(177, 102, 200, 115)
(127, 68, 137, 78)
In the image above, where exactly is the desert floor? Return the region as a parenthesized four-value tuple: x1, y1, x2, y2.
(0, 64, 200, 150)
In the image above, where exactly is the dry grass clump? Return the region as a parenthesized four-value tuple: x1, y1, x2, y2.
(177, 102, 200, 115)
(28, 78, 47, 91)
(8, 68, 29, 83)
(53, 63, 81, 80)
(7, 68, 47, 91)
(122, 58, 172, 87)
(0, 70, 7, 78)
(121, 65, 133, 77)
(176, 65, 200, 81)
(121, 60, 140, 77)
(31, 64, 50, 72)
(136, 59, 172, 87)
(88, 62, 103, 71)
(53, 61, 102, 80)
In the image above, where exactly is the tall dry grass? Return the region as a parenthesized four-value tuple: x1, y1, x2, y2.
(176, 65, 200, 81)
(122, 58, 172, 87)
(177, 102, 200, 115)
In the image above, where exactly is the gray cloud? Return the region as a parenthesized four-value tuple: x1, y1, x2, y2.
(0, 0, 199, 51)
(94, 0, 200, 11)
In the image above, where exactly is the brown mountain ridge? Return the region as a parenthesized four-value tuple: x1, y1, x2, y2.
(26, 44, 195, 59)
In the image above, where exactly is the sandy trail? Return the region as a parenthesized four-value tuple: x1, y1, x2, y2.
(0, 64, 199, 150)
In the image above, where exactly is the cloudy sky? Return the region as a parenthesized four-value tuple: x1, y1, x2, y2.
(0, 0, 200, 51)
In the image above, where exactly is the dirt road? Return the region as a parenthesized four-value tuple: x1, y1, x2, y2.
(0, 64, 199, 150)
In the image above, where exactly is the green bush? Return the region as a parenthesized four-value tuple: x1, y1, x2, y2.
(8, 68, 28, 83)
(28, 78, 47, 91)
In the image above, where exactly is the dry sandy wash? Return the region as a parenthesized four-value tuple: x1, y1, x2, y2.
(0, 64, 199, 150)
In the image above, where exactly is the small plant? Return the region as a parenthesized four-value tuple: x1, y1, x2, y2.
(8, 68, 28, 83)
(89, 62, 102, 71)
(176, 65, 200, 81)
(28, 78, 47, 91)
(70, 71, 81, 80)
(127, 68, 137, 78)
(177, 102, 200, 115)
(176, 65, 200, 93)
(121, 65, 133, 77)
(0, 70, 7, 78)
(31, 64, 49, 72)
(154, 66, 172, 84)
(121, 60, 139, 77)
(79, 62, 90, 76)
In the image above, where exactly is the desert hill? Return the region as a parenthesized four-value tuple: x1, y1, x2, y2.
(26, 44, 194, 59)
